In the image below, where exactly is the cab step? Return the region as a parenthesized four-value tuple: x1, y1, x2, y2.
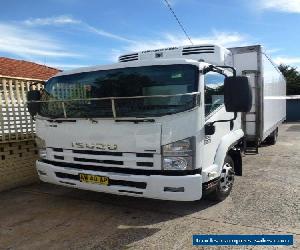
(243, 140, 259, 154)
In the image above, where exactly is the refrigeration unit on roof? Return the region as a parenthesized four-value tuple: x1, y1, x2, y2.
(118, 44, 233, 66)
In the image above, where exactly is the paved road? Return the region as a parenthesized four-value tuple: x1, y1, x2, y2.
(0, 123, 299, 249)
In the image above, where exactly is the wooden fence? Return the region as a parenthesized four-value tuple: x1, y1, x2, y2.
(0, 76, 44, 143)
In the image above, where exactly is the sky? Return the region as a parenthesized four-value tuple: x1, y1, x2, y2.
(1, 0, 300, 70)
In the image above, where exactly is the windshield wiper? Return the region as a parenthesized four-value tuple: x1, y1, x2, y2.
(115, 118, 155, 124)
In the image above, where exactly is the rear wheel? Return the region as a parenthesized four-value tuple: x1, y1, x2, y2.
(207, 155, 235, 201)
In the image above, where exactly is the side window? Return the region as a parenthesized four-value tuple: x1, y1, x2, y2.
(204, 72, 225, 116)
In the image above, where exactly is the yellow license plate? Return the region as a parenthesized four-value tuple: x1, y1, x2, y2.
(79, 173, 109, 185)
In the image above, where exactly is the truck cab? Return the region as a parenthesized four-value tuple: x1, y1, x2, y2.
(27, 44, 252, 201)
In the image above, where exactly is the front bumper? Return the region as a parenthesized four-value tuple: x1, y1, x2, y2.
(36, 160, 202, 201)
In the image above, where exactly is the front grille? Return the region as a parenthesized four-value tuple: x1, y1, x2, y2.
(49, 148, 155, 169)
(52, 148, 63, 152)
(55, 172, 147, 189)
(54, 155, 64, 160)
(136, 153, 153, 158)
(137, 162, 153, 167)
(73, 150, 122, 156)
(74, 157, 123, 165)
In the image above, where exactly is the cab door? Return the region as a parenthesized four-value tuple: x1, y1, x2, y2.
(202, 71, 241, 168)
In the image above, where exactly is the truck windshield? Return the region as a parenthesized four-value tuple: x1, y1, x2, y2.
(40, 64, 199, 118)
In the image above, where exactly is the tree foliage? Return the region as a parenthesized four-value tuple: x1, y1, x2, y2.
(278, 64, 300, 95)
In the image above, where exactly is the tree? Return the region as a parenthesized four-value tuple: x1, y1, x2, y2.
(278, 64, 300, 95)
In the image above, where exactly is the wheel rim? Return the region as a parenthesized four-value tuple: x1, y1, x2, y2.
(219, 163, 235, 192)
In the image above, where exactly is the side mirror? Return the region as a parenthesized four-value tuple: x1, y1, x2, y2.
(224, 76, 252, 113)
(27, 90, 41, 117)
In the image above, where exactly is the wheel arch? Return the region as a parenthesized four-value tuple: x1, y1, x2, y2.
(213, 129, 244, 175)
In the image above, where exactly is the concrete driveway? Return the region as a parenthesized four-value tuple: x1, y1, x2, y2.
(0, 123, 299, 249)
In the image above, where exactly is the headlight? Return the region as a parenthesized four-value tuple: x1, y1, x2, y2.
(162, 137, 195, 170)
(35, 136, 47, 159)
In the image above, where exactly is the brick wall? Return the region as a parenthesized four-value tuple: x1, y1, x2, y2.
(0, 140, 39, 192)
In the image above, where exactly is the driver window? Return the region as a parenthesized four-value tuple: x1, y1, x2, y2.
(204, 72, 225, 116)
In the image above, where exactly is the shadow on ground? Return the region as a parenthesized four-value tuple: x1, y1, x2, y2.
(0, 183, 218, 249)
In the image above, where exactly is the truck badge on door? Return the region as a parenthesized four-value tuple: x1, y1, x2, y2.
(72, 142, 118, 150)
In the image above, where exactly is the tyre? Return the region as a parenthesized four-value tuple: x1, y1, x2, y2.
(207, 155, 235, 201)
(265, 128, 278, 145)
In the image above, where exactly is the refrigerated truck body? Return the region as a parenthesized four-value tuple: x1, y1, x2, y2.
(28, 44, 286, 201)
(230, 45, 286, 151)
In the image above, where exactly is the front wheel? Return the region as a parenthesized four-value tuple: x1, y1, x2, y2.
(207, 155, 235, 201)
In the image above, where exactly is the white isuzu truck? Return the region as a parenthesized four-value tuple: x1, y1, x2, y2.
(27, 44, 286, 201)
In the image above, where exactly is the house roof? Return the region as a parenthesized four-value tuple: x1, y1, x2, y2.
(0, 57, 61, 81)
